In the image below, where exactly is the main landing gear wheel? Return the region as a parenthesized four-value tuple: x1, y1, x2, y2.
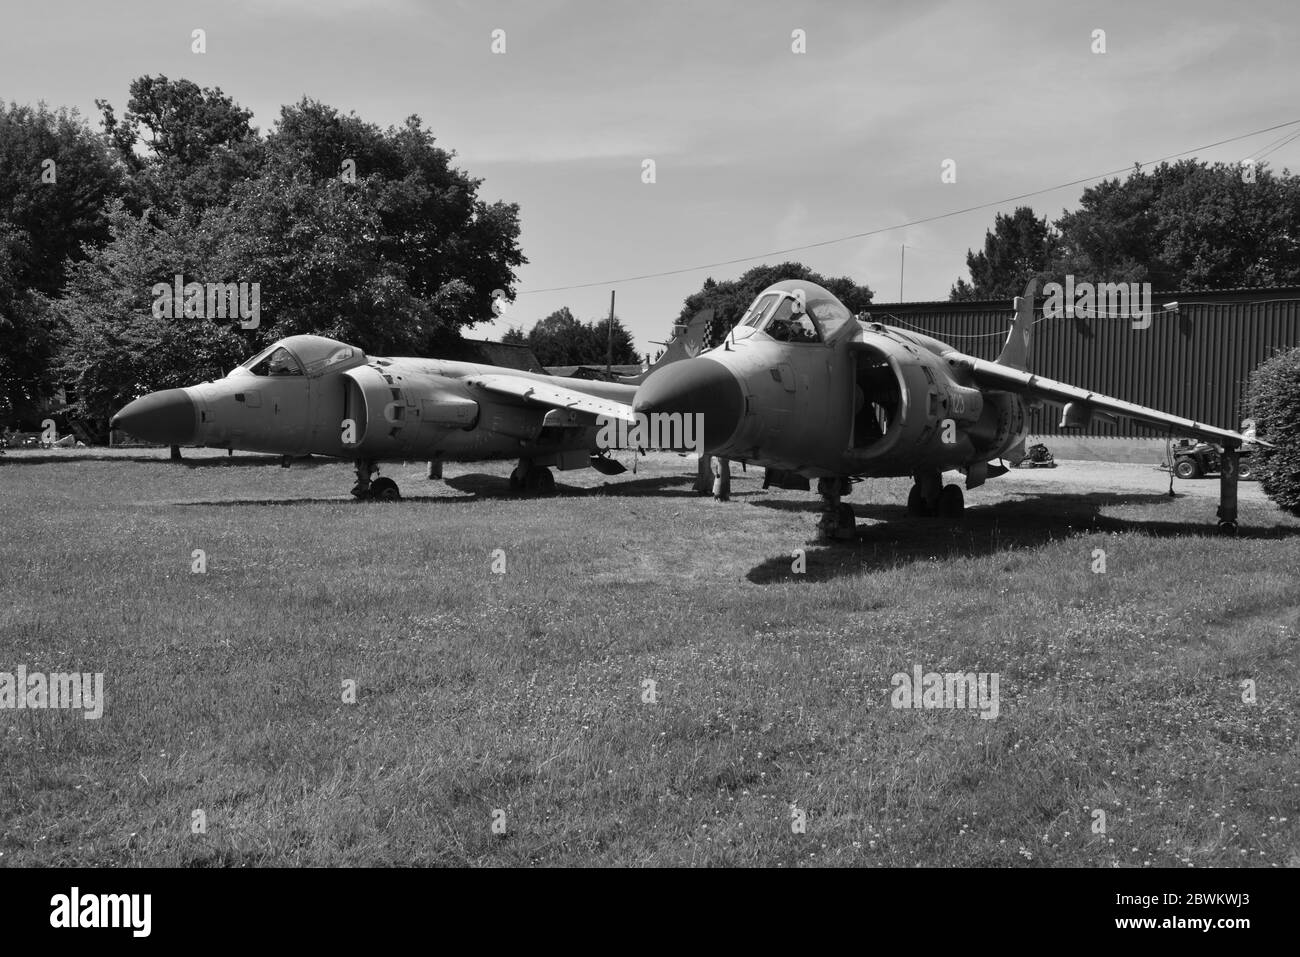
(1217, 520, 1238, 536)
(351, 459, 379, 499)
(816, 506, 856, 542)
(909, 474, 964, 519)
(815, 477, 856, 542)
(511, 463, 555, 495)
(525, 466, 555, 494)
(908, 471, 944, 518)
(369, 477, 401, 501)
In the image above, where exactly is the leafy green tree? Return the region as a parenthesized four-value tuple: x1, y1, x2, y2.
(0, 102, 124, 422)
(952, 161, 1300, 297)
(504, 307, 636, 366)
(207, 169, 449, 357)
(47, 83, 528, 431)
(0, 225, 59, 423)
(96, 75, 263, 213)
(1050, 165, 1165, 287)
(949, 206, 1059, 300)
(54, 202, 252, 434)
(1245, 346, 1300, 516)
(675, 262, 874, 348)
(0, 103, 124, 293)
(1138, 160, 1298, 288)
(56, 177, 470, 434)
(266, 101, 525, 322)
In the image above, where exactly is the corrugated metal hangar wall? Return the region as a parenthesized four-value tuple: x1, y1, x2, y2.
(870, 287, 1300, 438)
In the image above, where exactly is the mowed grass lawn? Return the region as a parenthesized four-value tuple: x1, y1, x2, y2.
(1, 448, 1298, 867)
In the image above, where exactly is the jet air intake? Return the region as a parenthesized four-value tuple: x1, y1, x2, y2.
(341, 366, 478, 456)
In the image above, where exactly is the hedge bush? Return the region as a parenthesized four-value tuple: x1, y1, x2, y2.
(1245, 346, 1300, 516)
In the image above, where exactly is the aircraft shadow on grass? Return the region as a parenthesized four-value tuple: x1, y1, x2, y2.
(176, 495, 455, 507)
(0, 453, 328, 469)
(116, 470, 1300, 570)
(181, 455, 333, 470)
(158, 470, 698, 507)
(744, 490, 1300, 584)
(442, 472, 701, 499)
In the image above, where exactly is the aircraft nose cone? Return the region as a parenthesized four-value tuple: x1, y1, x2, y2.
(110, 389, 197, 444)
(634, 358, 744, 451)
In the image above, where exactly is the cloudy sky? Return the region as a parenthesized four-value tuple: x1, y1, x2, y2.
(3, 0, 1297, 354)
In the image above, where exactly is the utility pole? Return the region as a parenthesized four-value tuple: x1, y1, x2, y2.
(899, 244, 906, 301)
(606, 289, 615, 374)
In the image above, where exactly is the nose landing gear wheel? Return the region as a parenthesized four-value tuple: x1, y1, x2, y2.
(369, 477, 401, 501)
(511, 464, 555, 495)
(814, 477, 857, 542)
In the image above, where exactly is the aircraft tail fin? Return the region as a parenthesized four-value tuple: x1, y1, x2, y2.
(617, 308, 712, 384)
(994, 280, 1037, 371)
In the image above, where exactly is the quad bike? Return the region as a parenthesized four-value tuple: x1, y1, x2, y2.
(1168, 439, 1255, 480)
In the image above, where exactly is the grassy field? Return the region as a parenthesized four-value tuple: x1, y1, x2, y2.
(1, 448, 1297, 867)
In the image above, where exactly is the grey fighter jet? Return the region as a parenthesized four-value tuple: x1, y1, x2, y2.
(631, 279, 1262, 539)
(110, 310, 709, 499)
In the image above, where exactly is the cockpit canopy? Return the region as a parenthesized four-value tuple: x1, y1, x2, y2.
(735, 280, 857, 344)
(233, 335, 367, 379)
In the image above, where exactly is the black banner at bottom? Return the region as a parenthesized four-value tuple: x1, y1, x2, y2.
(0, 866, 1283, 944)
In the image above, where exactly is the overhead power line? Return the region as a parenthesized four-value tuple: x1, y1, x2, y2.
(1254, 128, 1300, 162)
(515, 118, 1300, 298)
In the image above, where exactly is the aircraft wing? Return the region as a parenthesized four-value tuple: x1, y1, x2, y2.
(957, 355, 1265, 447)
(465, 374, 638, 424)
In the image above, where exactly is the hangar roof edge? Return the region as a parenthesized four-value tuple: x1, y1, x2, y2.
(874, 285, 1300, 310)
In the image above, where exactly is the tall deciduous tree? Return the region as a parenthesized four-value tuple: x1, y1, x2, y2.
(96, 75, 263, 213)
(267, 101, 526, 325)
(207, 169, 447, 357)
(46, 82, 528, 432)
(0, 225, 58, 422)
(55, 202, 252, 432)
(503, 307, 636, 366)
(949, 206, 1059, 301)
(0, 102, 123, 422)
(951, 161, 1300, 297)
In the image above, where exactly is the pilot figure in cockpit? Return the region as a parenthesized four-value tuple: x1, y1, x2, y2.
(766, 299, 819, 343)
(267, 348, 297, 375)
